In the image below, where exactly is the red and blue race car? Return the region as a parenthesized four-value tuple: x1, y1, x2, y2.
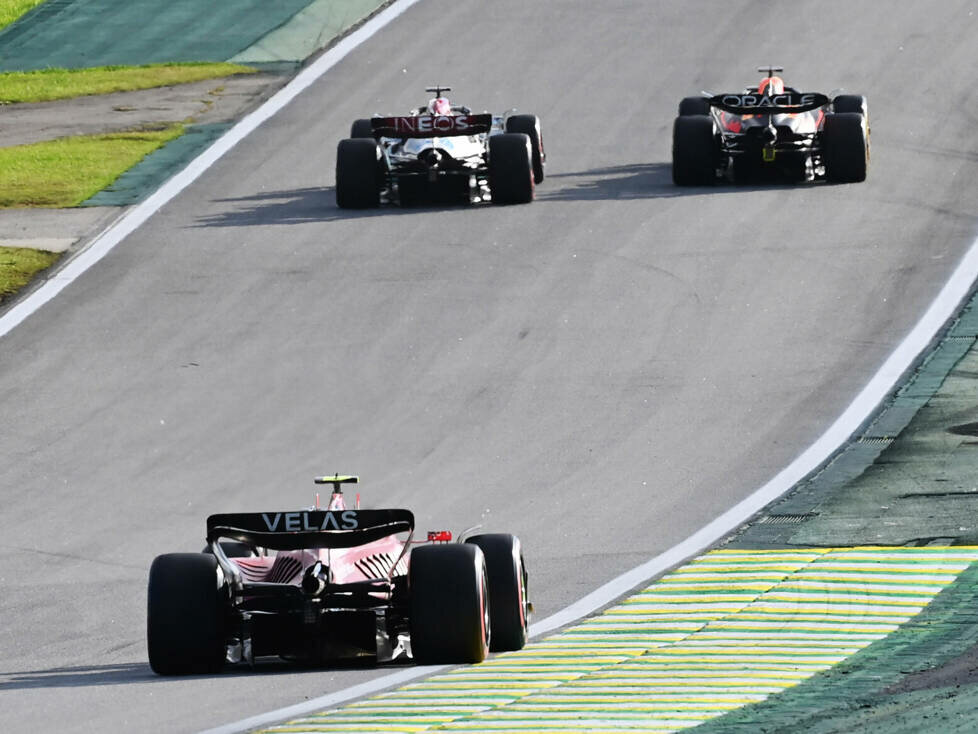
(672, 66, 869, 184)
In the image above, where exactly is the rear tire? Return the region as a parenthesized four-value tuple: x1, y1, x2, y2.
(466, 534, 528, 652)
(833, 95, 868, 117)
(672, 115, 718, 185)
(678, 96, 711, 116)
(148, 553, 228, 675)
(410, 544, 489, 664)
(350, 118, 374, 138)
(489, 133, 534, 205)
(505, 115, 545, 183)
(336, 138, 381, 209)
(823, 112, 869, 183)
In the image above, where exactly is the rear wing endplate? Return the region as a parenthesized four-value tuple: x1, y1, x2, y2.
(207, 509, 414, 550)
(370, 113, 492, 138)
(709, 92, 830, 115)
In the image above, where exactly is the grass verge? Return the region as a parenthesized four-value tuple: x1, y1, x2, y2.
(0, 0, 43, 30)
(0, 62, 256, 104)
(0, 246, 59, 302)
(0, 123, 184, 207)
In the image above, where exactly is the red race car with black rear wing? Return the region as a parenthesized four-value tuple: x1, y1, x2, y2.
(672, 66, 869, 185)
(335, 86, 545, 208)
(147, 475, 530, 674)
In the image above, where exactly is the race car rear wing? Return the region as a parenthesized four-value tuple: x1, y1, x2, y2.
(207, 509, 415, 550)
(370, 113, 492, 138)
(708, 92, 830, 115)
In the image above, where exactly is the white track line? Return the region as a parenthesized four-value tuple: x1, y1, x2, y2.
(0, 0, 423, 341)
(1, 0, 974, 729)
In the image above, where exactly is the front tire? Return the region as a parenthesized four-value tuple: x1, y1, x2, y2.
(489, 133, 534, 205)
(823, 112, 869, 183)
(336, 138, 381, 209)
(505, 115, 545, 183)
(466, 534, 528, 652)
(410, 544, 489, 664)
(672, 115, 718, 185)
(147, 553, 228, 675)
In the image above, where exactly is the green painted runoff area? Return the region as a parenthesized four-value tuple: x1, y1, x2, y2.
(82, 123, 231, 207)
(0, 0, 314, 71)
(232, 0, 392, 64)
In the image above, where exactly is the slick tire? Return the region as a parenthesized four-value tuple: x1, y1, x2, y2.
(672, 115, 718, 185)
(336, 138, 381, 208)
(488, 133, 535, 205)
(410, 544, 489, 664)
(465, 534, 529, 652)
(350, 118, 375, 138)
(505, 114, 546, 183)
(823, 112, 869, 183)
(147, 553, 228, 675)
(678, 96, 711, 116)
(832, 94, 868, 117)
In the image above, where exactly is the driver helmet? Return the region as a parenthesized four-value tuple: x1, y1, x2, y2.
(758, 76, 785, 95)
(427, 97, 452, 115)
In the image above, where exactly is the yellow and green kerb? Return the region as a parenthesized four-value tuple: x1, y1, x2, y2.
(263, 546, 978, 733)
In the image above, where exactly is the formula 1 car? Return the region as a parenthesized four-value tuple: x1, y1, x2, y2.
(335, 86, 545, 207)
(672, 66, 869, 184)
(147, 475, 530, 674)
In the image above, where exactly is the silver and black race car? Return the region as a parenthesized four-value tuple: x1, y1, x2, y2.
(147, 475, 530, 674)
(335, 86, 545, 207)
(672, 67, 869, 185)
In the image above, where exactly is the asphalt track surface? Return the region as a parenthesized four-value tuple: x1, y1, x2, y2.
(1, 1, 976, 732)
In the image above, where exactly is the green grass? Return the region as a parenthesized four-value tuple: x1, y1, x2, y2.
(0, 0, 44, 30)
(0, 62, 256, 104)
(0, 245, 59, 301)
(0, 123, 184, 207)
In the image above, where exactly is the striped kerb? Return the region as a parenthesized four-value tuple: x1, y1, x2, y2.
(262, 546, 978, 733)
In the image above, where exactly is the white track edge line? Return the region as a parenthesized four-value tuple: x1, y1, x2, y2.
(200, 243, 978, 734)
(0, 0, 423, 341)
